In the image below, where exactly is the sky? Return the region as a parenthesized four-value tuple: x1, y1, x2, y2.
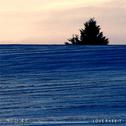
(0, 0, 126, 44)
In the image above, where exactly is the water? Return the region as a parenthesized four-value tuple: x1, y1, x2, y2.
(0, 45, 126, 126)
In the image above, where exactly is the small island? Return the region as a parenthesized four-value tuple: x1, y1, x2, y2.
(65, 18, 109, 45)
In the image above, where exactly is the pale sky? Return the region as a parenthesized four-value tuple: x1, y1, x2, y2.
(0, 0, 126, 44)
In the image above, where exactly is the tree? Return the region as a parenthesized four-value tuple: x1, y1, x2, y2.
(66, 18, 109, 45)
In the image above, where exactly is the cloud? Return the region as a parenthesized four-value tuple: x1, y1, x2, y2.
(0, 0, 109, 12)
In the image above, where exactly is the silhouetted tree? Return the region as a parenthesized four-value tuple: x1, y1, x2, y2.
(65, 34, 80, 45)
(68, 34, 80, 45)
(66, 18, 109, 45)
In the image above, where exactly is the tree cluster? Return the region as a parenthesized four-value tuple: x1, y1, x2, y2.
(65, 18, 109, 45)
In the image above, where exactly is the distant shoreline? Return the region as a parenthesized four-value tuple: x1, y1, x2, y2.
(0, 44, 126, 46)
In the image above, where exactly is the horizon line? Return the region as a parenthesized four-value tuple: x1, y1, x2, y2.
(0, 44, 126, 46)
